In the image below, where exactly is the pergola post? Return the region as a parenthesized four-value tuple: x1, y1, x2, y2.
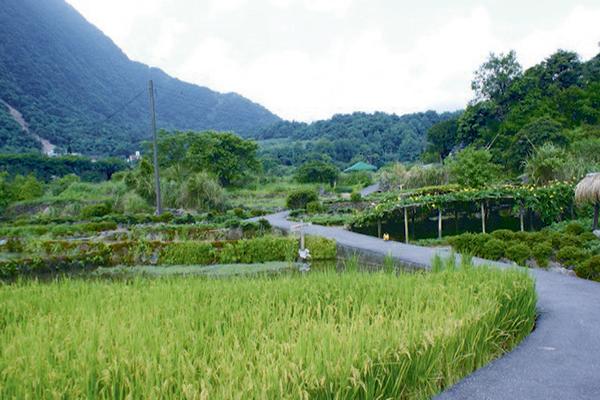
(438, 207, 443, 240)
(404, 207, 409, 244)
(377, 220, 382, 239)
(594, 201, 599, 231)
(481, 202, 486, 234)
(519, 203, 525, 232)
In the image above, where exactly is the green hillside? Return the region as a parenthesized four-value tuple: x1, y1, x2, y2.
(0, 0, 280, 156)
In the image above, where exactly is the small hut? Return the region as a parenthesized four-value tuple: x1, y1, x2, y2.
(575, 173, 600, 230)
(344, 162, 377, 173)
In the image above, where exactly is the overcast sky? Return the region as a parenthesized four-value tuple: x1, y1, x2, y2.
(66, 0, 600, 122)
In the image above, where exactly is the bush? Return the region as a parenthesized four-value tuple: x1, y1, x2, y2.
(532, 242, 553, 268)
(556, 246, 589, 266)
(305, 236, 337, 260)
(575, 256, 600, 282)
(557, 235, 584, 250)
(81, 202, 113, 219)
(505, 243, 531, 265)
(350, 192, 362, 203)
(448, 233, 491, 256)
(295, 161, 339, 186)
(180, 172, 226, 211)
(120, 191, 150, 214)
(306, 201, 323, 214)
(220, 236, 297, 264)
(564, 221, 586, 236)
(286, 189, 318, 210)
(160, 242, 216, 265)
(491, 229, 515, 242)
(481, 239, 505, 260)
(580, 232, 599, 244)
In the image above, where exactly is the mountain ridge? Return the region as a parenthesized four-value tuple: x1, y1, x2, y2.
(0, 0, 280, 156)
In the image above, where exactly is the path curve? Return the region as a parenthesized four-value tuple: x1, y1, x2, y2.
(262, 212, 600, 400)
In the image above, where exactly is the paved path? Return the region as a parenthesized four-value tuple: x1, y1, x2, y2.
(360, 183, 381, 197)
(262, 212, 600, 400)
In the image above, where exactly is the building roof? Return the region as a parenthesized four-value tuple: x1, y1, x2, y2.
(344, 161, 377, 172)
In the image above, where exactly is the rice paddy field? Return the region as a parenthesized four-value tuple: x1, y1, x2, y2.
(0, 261, 536, 399)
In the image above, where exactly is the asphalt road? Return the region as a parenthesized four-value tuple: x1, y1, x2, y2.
(262, 212, 600, 400)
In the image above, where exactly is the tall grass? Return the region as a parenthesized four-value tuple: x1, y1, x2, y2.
(0, 261, 536, 399)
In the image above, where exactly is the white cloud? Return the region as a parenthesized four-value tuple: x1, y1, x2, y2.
(66, 0, 600, 121)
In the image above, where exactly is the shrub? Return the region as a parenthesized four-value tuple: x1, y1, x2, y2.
(564, 221, 585, 236)
(557, 235, 584, 250)
(286, 189, 318, 210)
(120, 191, 150, 214)
(481, 239, 505, 260)
(180, 172, 225, 211)
(295, 161, 339, 186)
(306, 201, 323, 214)
(160, 242, 216, 265)
(491, 229, 515, 242)
(81, 202, 113, 219)
(448, 233, 491, 256)
(556, 246, 589, 266)
(505, 243, 531, 265)
(580, 232, 598, 244)
(220, 236, 296, 264)
(532, 242, 553, 268)
(305, 236, 337, 260)
(350, 192, 362, 203)
(575, 256, 600, 282)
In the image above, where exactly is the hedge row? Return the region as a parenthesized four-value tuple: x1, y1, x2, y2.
(447, 222, 600, 281)
(0, 235, 337, 278)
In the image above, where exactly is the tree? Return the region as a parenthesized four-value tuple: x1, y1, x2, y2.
(426, 118, 459, 160)
(471, 51, 523, 106)
(512, 116, 568, 163)
(295, 160, 339, 187)
(447, 147, 501, 188)
(524, 143, 567, 185)
(9, 174, 44, 201)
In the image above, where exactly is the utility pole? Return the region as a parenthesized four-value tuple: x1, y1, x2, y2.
(148, 80, 162, 215)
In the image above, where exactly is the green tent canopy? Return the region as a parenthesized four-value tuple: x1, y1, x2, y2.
(344, 162, 377, 173)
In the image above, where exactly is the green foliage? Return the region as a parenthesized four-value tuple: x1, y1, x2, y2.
(446, 147, 501, 188)
(48, 174, 80, 196)
(350, 192, 362, 203)
(9, 174, 44, 202)
(305, 236, 338, 260)
(491, 229, 515, 242)
(575, 255, 600, 281)
(338, 171, 373, 187)
(0, 0, 278, 155)
(80, 202, 112, 219)
(505, 243, 531, 265)
(160, 242, 217, 265)
(220, 236, 297, 264)
(257, 111, 460, 166)
(481, 239, 506, 260)
(378, 163, 447, 191)
(556, 246, 589, 266)
(564, 221, 586, 236)
(286, 189, 318, 210)
(295, 160, 339, 186)
(180, 172, 226, 211)
(471, 51, 523, 105)
(119, 191, 151, 214)
(524, 143, 567, 185)
(532, 242, 553, 268)
(305, 201, 324, 214)
(154, 131, 260, 187)
(0, 154, 126, 182)
(426, 118, 459, 160)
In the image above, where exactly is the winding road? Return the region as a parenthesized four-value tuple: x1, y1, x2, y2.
(262, 212, 600, 400)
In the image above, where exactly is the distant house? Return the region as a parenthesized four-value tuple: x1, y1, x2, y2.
(344, 162, 377, 173)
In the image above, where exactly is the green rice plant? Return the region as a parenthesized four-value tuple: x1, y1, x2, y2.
(0, 263, 536, 399)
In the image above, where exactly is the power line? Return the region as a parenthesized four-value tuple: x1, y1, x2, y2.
(96, 88, 147, 126)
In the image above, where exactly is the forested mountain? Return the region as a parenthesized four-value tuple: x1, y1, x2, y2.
(426, 49, 600, 170)
(0, 0, 280, 156)
(257, 111, 460, 167)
